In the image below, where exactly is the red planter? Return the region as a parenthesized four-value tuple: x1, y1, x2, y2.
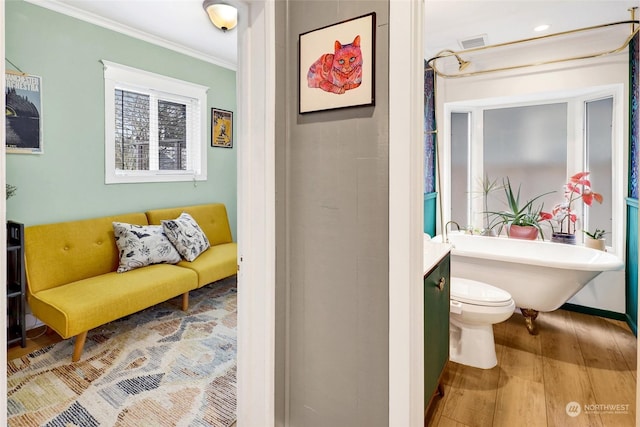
(508, 224, 539, 240)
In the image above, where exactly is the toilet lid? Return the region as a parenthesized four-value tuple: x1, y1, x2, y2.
(450, 277, 513, 307)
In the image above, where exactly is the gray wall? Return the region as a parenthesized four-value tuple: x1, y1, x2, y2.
(275, 1, 390, 425)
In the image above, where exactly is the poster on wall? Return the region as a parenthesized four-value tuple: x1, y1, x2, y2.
(298, 12, 376, 114)
(211, 108, 233, 148)
(5, 72, 43, 154)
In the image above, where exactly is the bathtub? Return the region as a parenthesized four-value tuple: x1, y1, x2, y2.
(430, 232, 624, 323)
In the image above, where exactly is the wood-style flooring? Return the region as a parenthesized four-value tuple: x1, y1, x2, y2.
(7, 325, 62, 360)
(426, 309, 637, 427)
(9, 309, 637, 427)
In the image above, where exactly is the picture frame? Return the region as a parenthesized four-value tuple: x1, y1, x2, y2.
(298, 12, 376, 114)
(211, 108, 233, 148)
(5, 72, 44, 154)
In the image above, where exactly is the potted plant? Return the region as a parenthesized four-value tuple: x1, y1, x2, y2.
(6, 184, 17, 200)
(583, 228, 607, 251)
(486, 177, 554, 240)
(475, 174, 502, 236)
(545, 172, 603, 245)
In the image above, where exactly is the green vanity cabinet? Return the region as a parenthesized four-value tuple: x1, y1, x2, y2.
(424, 252, 450, 411)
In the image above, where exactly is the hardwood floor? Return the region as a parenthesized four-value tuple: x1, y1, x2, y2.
(7, 325, 63, 360)
(426, 309, 637, 427)
(9, 310, 636, 427)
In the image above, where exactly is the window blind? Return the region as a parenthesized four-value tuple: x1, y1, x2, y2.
(115, 89, 197, 173)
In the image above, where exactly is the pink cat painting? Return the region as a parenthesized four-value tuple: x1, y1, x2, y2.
(307, 35, 363, 94)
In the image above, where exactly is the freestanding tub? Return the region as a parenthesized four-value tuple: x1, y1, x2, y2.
(431, 232, 625, 334)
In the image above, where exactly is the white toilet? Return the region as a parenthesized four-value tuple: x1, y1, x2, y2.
(449, 277, 516, 369)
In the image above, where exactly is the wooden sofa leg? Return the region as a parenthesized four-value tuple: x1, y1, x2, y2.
(182, 292, 189, 311)
(72, 331, 88, 362)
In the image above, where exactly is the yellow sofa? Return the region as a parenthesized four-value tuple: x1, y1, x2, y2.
(24, 203, 237, 362)
(145, 203, 238, 288)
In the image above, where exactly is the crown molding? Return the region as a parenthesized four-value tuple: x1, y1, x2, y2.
(23, 0, 237, 71)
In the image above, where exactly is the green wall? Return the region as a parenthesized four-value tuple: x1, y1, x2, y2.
(625, 199, 638, 334)
(5, 1, 237, 238)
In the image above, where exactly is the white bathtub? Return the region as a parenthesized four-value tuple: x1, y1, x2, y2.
(431, 232, 624, 313)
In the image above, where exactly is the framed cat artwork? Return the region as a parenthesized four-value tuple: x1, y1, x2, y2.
(299, 12, 376, 114)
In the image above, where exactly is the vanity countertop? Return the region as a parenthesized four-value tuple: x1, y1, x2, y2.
(424, 237, 451, 276)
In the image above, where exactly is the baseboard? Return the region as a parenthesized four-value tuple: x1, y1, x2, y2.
(561, 303, 637, 336)
(625, 314, 638, 337)
(560, 302, 627, 322)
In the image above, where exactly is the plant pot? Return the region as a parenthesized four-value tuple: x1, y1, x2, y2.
(584, 237, 606, 251)
(551, 232, 576, 245)
(508, 224, 538, 240)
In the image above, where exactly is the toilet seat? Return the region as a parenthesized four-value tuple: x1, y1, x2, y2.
(451, 277, 513, 307)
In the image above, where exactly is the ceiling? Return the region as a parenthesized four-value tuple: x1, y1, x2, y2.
(424, 0, 638, 59)
(26, 0, 238, 70)
(26, 0, 639, 70)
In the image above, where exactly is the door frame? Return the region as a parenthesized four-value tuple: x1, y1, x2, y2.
(236, 0, 276, 425)
(388, 1, 425, 425)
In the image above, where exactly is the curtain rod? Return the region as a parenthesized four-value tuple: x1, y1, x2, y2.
(427, 19, 640, 78)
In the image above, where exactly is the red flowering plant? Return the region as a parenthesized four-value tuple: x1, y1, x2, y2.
(542, 172, 603, 236)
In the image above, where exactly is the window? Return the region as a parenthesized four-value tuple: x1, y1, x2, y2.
(103, 61, 208, 183)
(483, 103, 568, 225)
(445, 86, 622, 253)
(450, 112, 470, 227)
(585, 97, 613, 247)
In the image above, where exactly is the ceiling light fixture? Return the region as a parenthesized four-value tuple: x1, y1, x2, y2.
(203, 0, 237, 32)
(534, 24, 550, 32)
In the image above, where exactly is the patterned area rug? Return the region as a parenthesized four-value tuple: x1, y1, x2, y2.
(7, 277, 237, 427)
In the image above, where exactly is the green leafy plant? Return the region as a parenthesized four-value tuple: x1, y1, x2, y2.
(486, 177, 554, 239)
(583, 228, 607, 240)
(6, 184, 17, 200)
(474, 174, 503, 232)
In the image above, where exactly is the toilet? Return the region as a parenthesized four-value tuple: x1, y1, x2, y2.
(449, 277, 516, 369)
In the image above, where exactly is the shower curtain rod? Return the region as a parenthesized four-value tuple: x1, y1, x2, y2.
(427, 12, 638, 237)
(426, 19, 640, 78)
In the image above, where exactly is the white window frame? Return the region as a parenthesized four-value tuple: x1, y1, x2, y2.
(102, 60, 208, 184)
(444, 84, 624, 255)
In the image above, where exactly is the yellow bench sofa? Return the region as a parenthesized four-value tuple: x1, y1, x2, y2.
(24, 203, 237, 362)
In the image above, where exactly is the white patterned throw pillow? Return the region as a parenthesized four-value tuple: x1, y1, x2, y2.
(161, 212, 210, 262)
(113, 222, 182, 273)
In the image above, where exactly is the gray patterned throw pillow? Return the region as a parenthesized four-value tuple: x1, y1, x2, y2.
(113, 222, 182, 273)
(161, 212, 210, 262)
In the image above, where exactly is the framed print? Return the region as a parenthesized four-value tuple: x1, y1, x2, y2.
(211, 108, 233, 148)
(5, 72, 43, 154)
(299, 12, 376, 114)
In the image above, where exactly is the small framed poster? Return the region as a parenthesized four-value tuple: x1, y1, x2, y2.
(5, 72, 43, 154)
(211, 108, 233, 148)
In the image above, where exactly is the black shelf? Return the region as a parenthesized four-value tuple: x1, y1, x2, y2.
(7, 284, 22, 298)
(7, 221, 26, 348)
(7, 325, 24, 346)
